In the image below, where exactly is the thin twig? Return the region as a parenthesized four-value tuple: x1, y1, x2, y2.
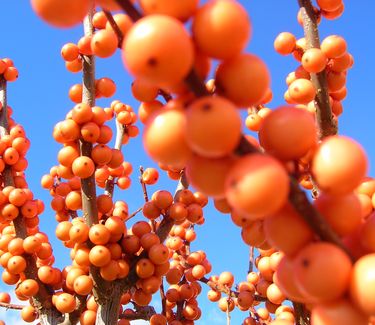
(248, 246, 255, 274)
(198, 277, 266, 302)
(0, 301, 25, 310)
(127, 207, 143, 221)
(298, 0, 337, 138)
(139, 166, 149, 202)
(159, 281, 167, 316)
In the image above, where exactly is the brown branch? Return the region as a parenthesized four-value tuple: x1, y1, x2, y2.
(292, 301, 310, 325)
(102, 10, 124, 47)
(105, 120, 126, 198)
(298, 0, 337, 138)
(0, 301, 25, 310)
(248, 246, 255, 274)
(80, 9, 99, 227)
(127, 206, 143, 221)
(288, 177, 354, 261)
(226, 299, 231, 325)
(114, 0, 142, 21)
(159, 281, 167, 316)
(139, 166, 149, 202)
(158, 89, 172, 103)
(1, 76, 63, 325)
(198, 277, 266, 302)
(234, 135, 261, 156)
(184, 69, 210, 97)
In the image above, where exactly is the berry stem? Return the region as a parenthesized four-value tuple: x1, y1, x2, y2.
(298, 0, 337, 138)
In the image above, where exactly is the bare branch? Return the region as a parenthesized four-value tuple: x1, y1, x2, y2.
(0, 301, 24, 310)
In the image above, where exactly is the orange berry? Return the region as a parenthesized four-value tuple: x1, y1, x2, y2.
(91, 29, 118, 58)
(288, 79, 316, 104)
(143, 108, 191, 168)
(350, 253, 375, 316)
(294, 242, 352, 302)
(302, 48, 327, 73)
(215, 54, 270, 107)
(321, 35, 347, 59)
(139, 0, 199, 22)
(72, 156, 95, 179)
(61, 43, 79, 61)
(259, 106, 317, 160)
(312, 136, 368, 195)
(225, 154, 289, 219)
(311, 298, 367, 325)
(274, 32, 296, 55)
(192, 0, 251, 59)
(123, 15, 194, 87)
(185, 96, 241, 158)
(31, 0, 90, 28)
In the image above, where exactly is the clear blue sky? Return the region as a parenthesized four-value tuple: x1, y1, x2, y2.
(0, 1, 375, 324)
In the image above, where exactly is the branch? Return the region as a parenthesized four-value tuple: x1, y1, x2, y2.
(119, 305, 156, 320)
(288, 177, 354, 261)
(105, 120, 126, 198)
(226, 299, 231, 325)
(127, 206, 143, 221)
(248, 246, 255, 274)
(0, 301, 24, 310)
(159, 281, 167, 316)
(80, 8, 99, 227)
(139, 166, 149, 202)
(1, 75, 62, 323)
(198, 277, 266, 302)
(114, 0, 142, 21)
(156, 171, 189, 243)
(298, 0, 337, 138)
(292, 301, 310, 325)
(103, 10, 124, 47)
(184, 69, 210, 97)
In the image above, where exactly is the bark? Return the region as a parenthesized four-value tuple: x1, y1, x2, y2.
(298, 0, 337, 138)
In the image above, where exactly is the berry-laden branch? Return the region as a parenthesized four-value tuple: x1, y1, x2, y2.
(80, 6, 99, 227)
(1, 75, 63, 325)
(298, 0, 337, 138)
(115, 0, 352, 262)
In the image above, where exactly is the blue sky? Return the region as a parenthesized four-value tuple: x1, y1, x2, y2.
(0, 1, 375, 324)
